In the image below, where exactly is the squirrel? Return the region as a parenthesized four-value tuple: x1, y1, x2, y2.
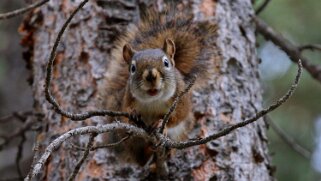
(100, 8, 219, 165)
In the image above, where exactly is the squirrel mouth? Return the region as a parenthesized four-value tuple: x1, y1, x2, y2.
(147, 89, 159, 96)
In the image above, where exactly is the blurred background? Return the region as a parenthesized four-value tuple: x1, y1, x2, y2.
(0, 0, 320, 180)
(255, 0, 321, 180)
(0, 1, 34, 179)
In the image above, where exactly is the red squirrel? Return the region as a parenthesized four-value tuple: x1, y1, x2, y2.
(100, 9, 219, 165)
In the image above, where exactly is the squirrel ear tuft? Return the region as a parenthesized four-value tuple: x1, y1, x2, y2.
(163, 39, 176, 60)
(123, 44, 136, 64)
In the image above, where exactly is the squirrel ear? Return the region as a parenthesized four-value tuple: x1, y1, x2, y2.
(163, 39, 176, 60)
(123, 44, 136, 64)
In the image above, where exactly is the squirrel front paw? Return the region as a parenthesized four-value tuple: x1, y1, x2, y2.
(147, 119, 168, 135)
(129, 110, 148, 130)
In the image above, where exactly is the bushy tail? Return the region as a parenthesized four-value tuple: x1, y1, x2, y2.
(113, 8, 220, 85)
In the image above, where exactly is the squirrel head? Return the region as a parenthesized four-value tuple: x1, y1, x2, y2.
(122, 39, 177, 103)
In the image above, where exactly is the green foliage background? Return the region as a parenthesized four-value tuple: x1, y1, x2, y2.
(256, 0, 321, 180)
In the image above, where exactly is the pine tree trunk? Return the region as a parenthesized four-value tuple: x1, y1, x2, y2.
(21, 0, 273, 180)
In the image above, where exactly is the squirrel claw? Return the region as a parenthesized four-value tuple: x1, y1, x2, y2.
(147, 119, 164, 134)
(129, 110, 148, 130)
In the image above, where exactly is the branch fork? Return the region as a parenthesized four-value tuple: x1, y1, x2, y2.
(24, 0, 303, 180)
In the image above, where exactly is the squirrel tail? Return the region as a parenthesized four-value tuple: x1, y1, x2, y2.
(136, 9, 220, 84)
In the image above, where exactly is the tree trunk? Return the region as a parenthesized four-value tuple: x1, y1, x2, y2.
(20, 0, 273, 180)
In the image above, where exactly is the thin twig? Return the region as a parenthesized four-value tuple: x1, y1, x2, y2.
(0, 0, 49, 20)
(92, 134, 130, 149)
(24, 123, 149, 181)
(265, 116, 311, 159)
(68, 133, 97, 181)
(16, 133, 26, 179)
(155, 144, 169, 179)
(43, 0, 132, 121)
(159, 76, 196, 133)
(25, 132, 42, 181)
(255, 17, 321, 83)
(255, 0, 271, 15)
(0, 118, 36, 151)
(163, 60, 302, 149)
(71, 134, 131, 151)
(299, 44, 321, 52)
(0, 111, 34, 124)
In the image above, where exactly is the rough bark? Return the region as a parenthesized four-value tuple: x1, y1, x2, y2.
(21, 0, 272, 180)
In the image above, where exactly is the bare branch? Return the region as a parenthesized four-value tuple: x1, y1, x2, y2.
(0, 111, 35, 124)
(24, 123, 149, 181)
(163, 60, 302, 149)
(92, 134, 130, 150)
(44, 0, 132, 121)
(265, 116, 311, 159)
(159, 76, 196, 133)
(299, 44, 321, 52)
(0, 0, 49, 20)
(155, 145, 169, 179)
(255, 17, 321, 83)
(68, 133, 97, 181)
(255, 0, 271, 15)
(25, 133, 41, 181)
(16, 133, 26, 179)
(0, 117, 37, 151)
(71, 133, 131, 151)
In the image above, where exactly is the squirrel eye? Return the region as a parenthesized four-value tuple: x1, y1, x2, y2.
(130, 64, 136, 73)
(163, 57, 170, 67)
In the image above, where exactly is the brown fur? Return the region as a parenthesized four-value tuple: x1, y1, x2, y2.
(106, 9, 218, 93)
(101, 8, 219, 165)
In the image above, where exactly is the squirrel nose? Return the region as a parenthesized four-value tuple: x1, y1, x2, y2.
(145, 70, 156, 82)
